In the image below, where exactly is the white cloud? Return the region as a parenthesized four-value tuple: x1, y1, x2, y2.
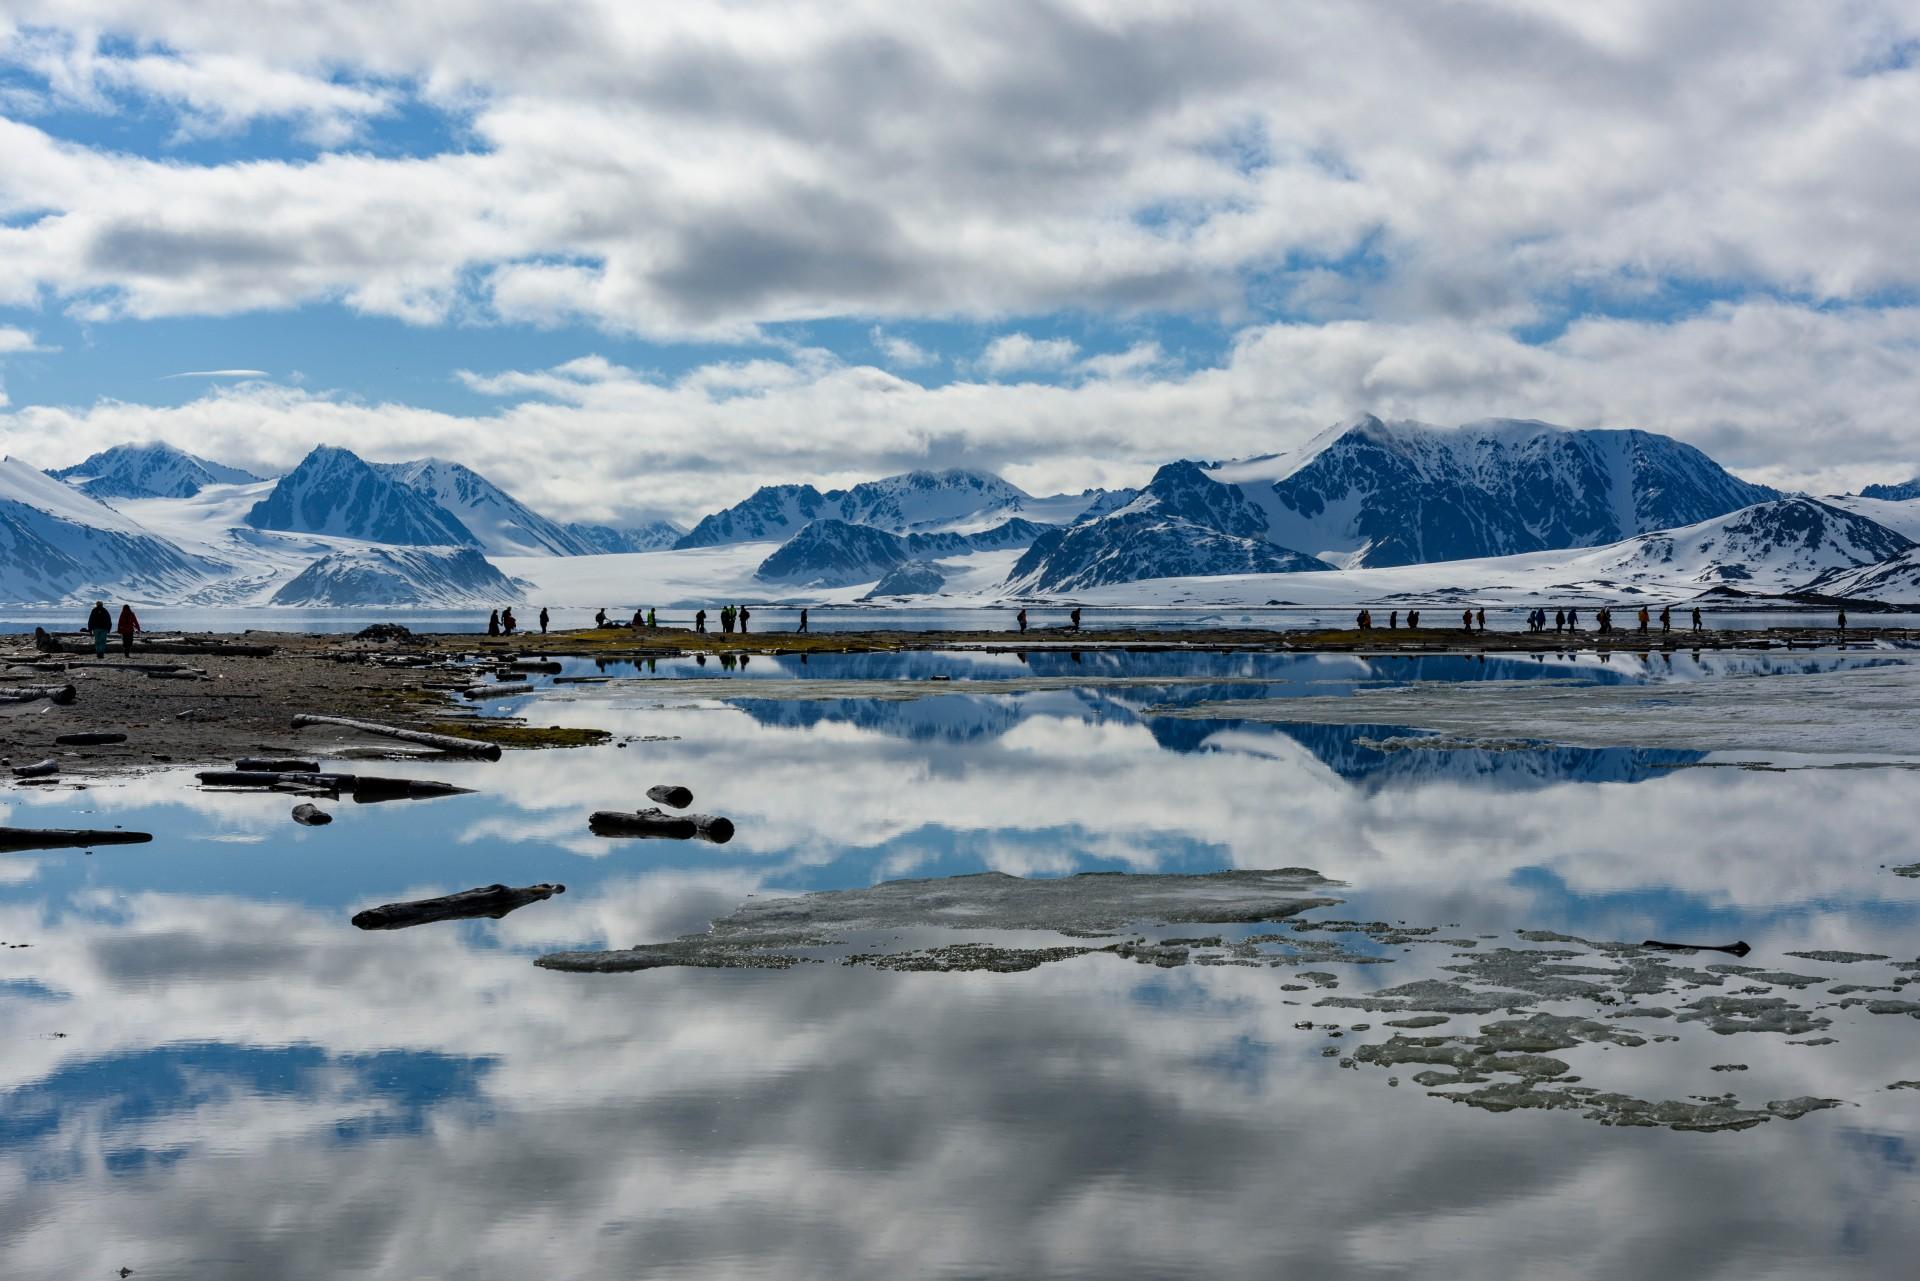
(868, 326, 936, 368)
(0, 325, 47, 353)
(0, 3, 1912, 336)
(7, 299, 1920, 521)
(163, 368, 269, 379)
(979, 333, 1081, 376)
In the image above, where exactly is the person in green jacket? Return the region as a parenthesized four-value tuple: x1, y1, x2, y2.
(86, 601, 112, 657)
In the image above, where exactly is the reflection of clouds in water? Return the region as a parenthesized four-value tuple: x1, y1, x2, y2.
(4, 886, 1920, 1278)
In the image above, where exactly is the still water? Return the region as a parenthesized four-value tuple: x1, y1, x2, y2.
(4, 651, 1920, 1277)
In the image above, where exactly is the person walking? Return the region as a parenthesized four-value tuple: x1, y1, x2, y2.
(1660, 606, 1671, 634)
(695, 608, 707, 634)
(1356, 609, 1368, 631)
(538, 607, 549, 635)
(1476, 608, 1486, 631)
(1408, 609, 1419, 629)
(797, 608, 809, 634)
(1692, 606, 1703, 633)
(1567, 607, 1580, 631)
(720, 605, 735, 634)
(1554, 608, 1565, 632)
(1838, 608, 1848, 635)
(1462, 608, 1474, 633)
(85, 600, 112, 658)
(502, 607, 517, 635)
(1637, 606, 1650, 634)
(115, 603, 141, 656)
(1070, 607, 1082, 631)
(738, 605, 751, 633)
(648, 607, 657, 629)
(1016, 608, 1028, 633)
(487, 609, 501, 637)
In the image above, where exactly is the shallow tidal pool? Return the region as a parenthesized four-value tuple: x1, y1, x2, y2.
(5, 648, 1920, 1278)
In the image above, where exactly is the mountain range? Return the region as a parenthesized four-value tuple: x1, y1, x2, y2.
(8, 422, 1920, 607)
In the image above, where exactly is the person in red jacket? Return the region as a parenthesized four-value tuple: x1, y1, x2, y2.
(115, 603, 141, 656)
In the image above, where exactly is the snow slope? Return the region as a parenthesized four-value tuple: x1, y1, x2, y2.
(0, 457, 215, 603)
(50, 441, 262, 499)
(499, 543, 1021, 608)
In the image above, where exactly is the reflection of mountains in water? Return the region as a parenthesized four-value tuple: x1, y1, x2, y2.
(729, 687, 1705, 786)
(1149, 719, 1706, 788)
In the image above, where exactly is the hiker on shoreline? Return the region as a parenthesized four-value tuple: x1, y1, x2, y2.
(1637, 606, 1650, 633)
(1070, 607, 1082, 631)
(501, 607, 517, 635)
(648, 607, 657, 629)
(1017, 608, 1028, 633)
(487, 609, 501, 637)
(1476, 608, 1487, 631)
(115, 603, 141, 656)
(797, 608, 809, 633)
(695, 608, 707, 633)
(720, 605, 735, 633)
(1838, 608, 1848, 635)
(538, 607, 549, 635)
(1408, 609, 1419, 629)
(739, 605, 751, 633)
(594, 608, 606, 628)
(1462, 608, 1474, 633)
(1692, 606, 1704, 633)
(1660, 606, 1671, 634)
(1356, 609, 1368, 631)
(85, 601, 112, 657)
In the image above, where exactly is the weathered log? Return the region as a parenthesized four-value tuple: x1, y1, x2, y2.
(1642, 939, 1752, 957)
(195, 769, 471, 800)
(290, 714, 502, 760)
(645, 784, 694, 809)
(0, 684, 77, 705)
(510, 659, 564, 673)
(351, 882, 565, 930)
(291, 803, 333, 826)
(463, 682, 533, 700)
(10, 759, 58, 779)
(0, 827, 152, 853)
(55, 731, 127, 746)
(590, 807, 734, 844)
(143, 669, 205, 680)
(236, 758, 320, 773)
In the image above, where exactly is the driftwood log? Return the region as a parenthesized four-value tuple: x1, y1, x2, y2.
(55, 732, 128, 746)
(291, 714, 502, 760)
(0, 684, 77, 706)
(1642, 939, 1752, 957)
(291, 803, 333, 826)
(645, 784, 694, 809)
(195, 770, 472, 800)
(236, 758, 320, 773)
(10, 759, 58, 779)
(463, 682, 533, 700)
(0, 827, 153, 853)
(351, 882, 566, 930)
(510, 659, 564, 673)
(590, 808, 735, 844)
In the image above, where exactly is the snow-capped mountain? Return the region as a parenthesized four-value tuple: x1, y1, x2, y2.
(755, 517, 1058, 587)
(676, 469, 1122, 548)
(1802, 546, 1920, 601)
(1006, 508, 1327, 593)
(675, 484, 833, 549)
(1543, 497, 1911, 594)
(246, 446, 479, 546)
(1823, 494, 1920, 541)
(1215, 416, 1778, 568)
(268, 546, 525, 606)
(374, 457, 600, 557)
(1859, 477, 1920, 502)
(861, 560, 948, 599)
(0, 457, 216, 603)
(755, 519, 919, 587)
(50, 442, 263, 500)
(562, 520, 685, 554)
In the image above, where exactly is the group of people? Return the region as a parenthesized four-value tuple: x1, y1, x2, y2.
(1013, 607, 1081, 633)
(487, 607, 543, 636)
(1353, 609, 1421, 630)
(1348, 604, 1718, 636)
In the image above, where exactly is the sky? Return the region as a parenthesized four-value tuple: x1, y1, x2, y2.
(0, 1, 1918, 527)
